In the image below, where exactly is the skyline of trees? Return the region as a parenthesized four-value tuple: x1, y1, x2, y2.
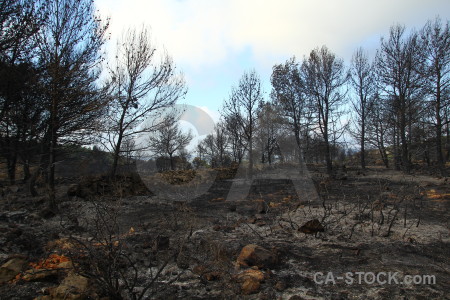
(192, 17, 449, 177)
(0, 3, 449, 208)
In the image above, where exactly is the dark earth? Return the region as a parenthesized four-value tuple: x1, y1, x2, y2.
(0, 165, 449, 299)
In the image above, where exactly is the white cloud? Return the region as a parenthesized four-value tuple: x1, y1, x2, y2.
(96, 0, 450, 68)
(198, 106, 221, 124)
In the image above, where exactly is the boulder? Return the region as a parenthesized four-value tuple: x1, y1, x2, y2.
(235, 268, 267, 295)
(49, 271, 89, 300)
(255, 200, 268, 214)
(202, 271, 223, 281)
(0, 256, 27, 284)
(22, 254, 72, 282)
(7, 185, 20, 193)
(236, 244, 278, 269)
(241, 277, 260, 295)
(66, 184, 79, 197)
(153, 235, 170, 251)
(298, 219, 325, 235)
(236, 268, 266, 282)
(22, 269, 58, 282)
(274, 280, 286, 291)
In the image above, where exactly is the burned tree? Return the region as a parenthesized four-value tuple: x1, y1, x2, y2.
(224, 114, 245, 164)
(255, 102, 284, 164)
(302, 46, 348, 175)
(0, 62, 45, 184)
(198, 122, 230, 168)
(0, 0, 46, 184)
(375, 25, 424, 172)
(366, 93, 390, 168)
(271, 57, 312, 164)
(34, 0, 109, 208)
(104, 26, 187, 176)
(223, 70, 263, 178)
(350, 47, 376, 170)
(418, 17, 450, 175)
(147, 115, 193, 170)
(0, 0, 44, 62)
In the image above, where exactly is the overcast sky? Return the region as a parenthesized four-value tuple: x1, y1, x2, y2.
(95, 0, 450, 123)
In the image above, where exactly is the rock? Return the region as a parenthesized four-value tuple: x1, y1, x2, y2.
(255, 220, 266, 227)
(235, 270, 266, 295)
(371, 200, 384, 211)
(0, 210, 28, 222)
(334, 172, 347, 180)
(22, 254, 72, 282)
(241, 277, 260, 295)
(248, 217, 257, 224)
(236, 244, 278, 269)
(236, 268, 267, 282)
(255, 200, 268, 214)
(153, 235, 169, 251)
(289, 296, 306, 300)
(212, 224, 234, 232)
(202, 271, 222, 281)
(268, 202, 281, 208)
(298, 219, 324, 235)
(0, 256, 27, 284)
(6, 226, 23, 239)
(40, 207, 56, 219)
(210, 197, 225, 202)
(22, 269, 58, 282)
(67, 184, 78, 197)
(227, 203, 237, 212)
(177, 254, 190, 269)
(7, 185, 20, 193)
(259, 289, 277, 300)
(193, 265, 225, 281)
(49, 271, 89, 300)
(192, 265, 207, 275)
(274, 280, 286, 291)
(35, 296, 52, 300)
(57, 261, 74, 269)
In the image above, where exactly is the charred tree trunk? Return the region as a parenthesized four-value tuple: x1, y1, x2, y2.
(6, 150, 17, 185)
(360, 116, 366, 170)
(169, 153, 174, 170)
(23, 159, 31, 182)
(435, 82, 446, 175)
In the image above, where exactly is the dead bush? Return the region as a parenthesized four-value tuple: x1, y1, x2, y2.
(62, 201, 174, 300)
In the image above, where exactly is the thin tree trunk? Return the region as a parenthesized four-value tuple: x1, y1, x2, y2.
(361, 118, 366, 169)
(248, 137, 253, 179)
(400, 118, 410, 173)
(7, 152, 17, 185)
(111, 141, 122, 177)
(435, 83, 446, 175)
(324, 133, 332, 175)
(23, 159, 31, 182)
(48, 127, 57, 211)
(169, 153, 174, 170)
